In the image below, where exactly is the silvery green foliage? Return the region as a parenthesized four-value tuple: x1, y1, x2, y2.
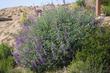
(33, 8, 95, 70)
(13, 8, 95, 73)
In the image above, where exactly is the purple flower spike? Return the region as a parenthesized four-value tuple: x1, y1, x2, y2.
(12, 50, 20, 64)
(35, 43, 42, 52)
(15, 37, 22, 49)
(15, 33, 27, 49)
(31, 60, 37, 70)
(39, 57, 45, 64)
(23, 24, 30, 31)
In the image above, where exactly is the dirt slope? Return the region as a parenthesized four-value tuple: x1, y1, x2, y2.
(0, 5, 56, 47)
(0, 6, 38, 47)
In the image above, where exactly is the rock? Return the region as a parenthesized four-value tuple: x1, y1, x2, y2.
(0, 16, 12, 21)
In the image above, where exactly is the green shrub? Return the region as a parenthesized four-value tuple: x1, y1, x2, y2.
(68, 61, 89, 73)
(67, 26, 110, 73)
(102, 0, 110, 16)
(14, 7, 95, 73)
(0, 44, 13, 73)
(68, 60, 104, 73)
(102, 0, 110, 6)
(34, 7, 94, 70)
(102, 5, 110, 16)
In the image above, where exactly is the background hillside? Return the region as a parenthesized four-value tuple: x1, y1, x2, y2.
(0, 5, 56, 47)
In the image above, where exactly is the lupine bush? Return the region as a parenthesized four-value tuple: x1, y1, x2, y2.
(35, 7, 95, 67)
(0, 44, 13, 73)
(13, 7, 95, 73)
(67, 26, 110, 73)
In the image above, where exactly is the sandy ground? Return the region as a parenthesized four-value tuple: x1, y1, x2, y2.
(0, 19, 22, 47)
(0, 5, 55, 47)
(0, 6, 36, 47)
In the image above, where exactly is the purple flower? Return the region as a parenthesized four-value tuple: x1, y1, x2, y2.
(33, 42, 44, 64)
(35, 42, 42, 52)
(15, 33, 27, 49)
(12, 50, 20, 64)
(28, 15, 36, 21)
(31, 60, 37, 69)
(22, 24, 30, 31)
(15, 37, 22, 49)
(36, 52, 45, 64)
